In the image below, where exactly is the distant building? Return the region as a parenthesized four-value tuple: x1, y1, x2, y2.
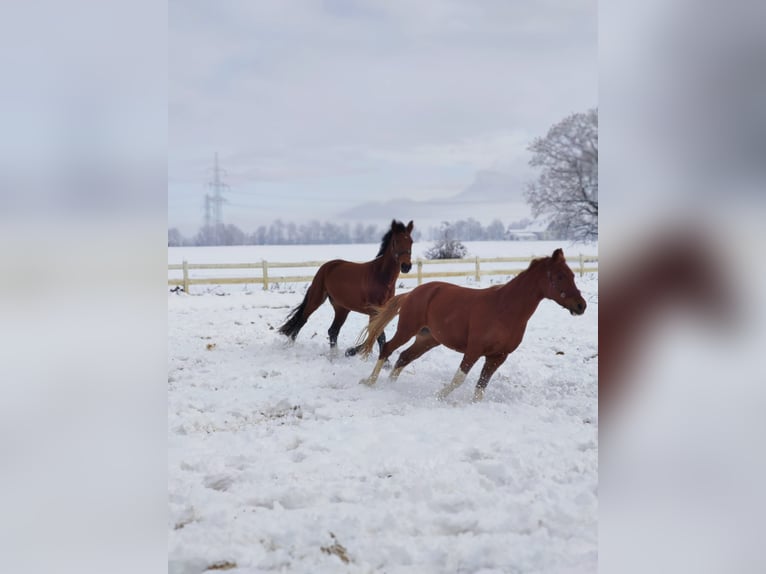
(507, 230, 539, 241)
(506, 225, 555, 241)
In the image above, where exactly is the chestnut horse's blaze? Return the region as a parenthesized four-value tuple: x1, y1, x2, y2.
(278, 219, 414, 355)
(358, 248, 587, 401)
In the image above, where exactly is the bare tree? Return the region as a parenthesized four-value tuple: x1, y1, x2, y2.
(425, 222, 467, 260)
(525, 108, 598, 241)
(168, 228, 185, 247)
(191, 223, 247, 246)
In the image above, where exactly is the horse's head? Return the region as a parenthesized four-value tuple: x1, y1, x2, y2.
(388, 219, 414, 273)
(542, 248, 587, 315)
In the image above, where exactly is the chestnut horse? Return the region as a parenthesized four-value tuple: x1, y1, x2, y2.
(358, 248, 587, 401)
(279, 219, 414, 355)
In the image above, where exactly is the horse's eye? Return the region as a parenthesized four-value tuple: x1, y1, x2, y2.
(557, 274, 564, 281)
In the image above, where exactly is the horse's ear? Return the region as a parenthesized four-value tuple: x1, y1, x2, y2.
(390, 219, 397, 229)
(406, 220, 414, 232)
(552, 248, 565, 261)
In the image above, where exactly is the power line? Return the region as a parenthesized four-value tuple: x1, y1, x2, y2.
(203, 152, 230, 245)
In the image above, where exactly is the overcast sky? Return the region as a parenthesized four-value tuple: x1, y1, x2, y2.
(169, 0, 597, 235)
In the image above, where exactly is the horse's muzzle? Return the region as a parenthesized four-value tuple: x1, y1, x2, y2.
(401, 262, 412, 273)
(570, 299, 587, 316)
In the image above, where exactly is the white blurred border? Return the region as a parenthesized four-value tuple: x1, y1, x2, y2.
(0, 1, 167, 572)
(601, 0, 766, 571)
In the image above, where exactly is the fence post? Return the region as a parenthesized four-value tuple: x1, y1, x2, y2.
(262, 260, 269, 290)
(417, 259, 423, 286)
(182, 260, 189, 293)
(579, 254, 584, 277)
(474, 256, 480, 282)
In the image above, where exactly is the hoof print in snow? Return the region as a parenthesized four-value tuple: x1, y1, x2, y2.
(203, 474, 235, 492)
(321, 533, 350, 564)
(260, 400, 303, 422)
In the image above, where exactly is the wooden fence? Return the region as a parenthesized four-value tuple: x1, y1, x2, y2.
(168, 255, 598, 292)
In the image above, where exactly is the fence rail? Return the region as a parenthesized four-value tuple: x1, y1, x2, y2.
(168, 255, 598, 292)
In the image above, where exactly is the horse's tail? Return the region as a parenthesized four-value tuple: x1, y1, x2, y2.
(359, 293, 408, 358)
(278, 291, 310, 340)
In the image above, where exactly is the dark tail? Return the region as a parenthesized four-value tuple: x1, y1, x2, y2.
(278, 292, 309, 340)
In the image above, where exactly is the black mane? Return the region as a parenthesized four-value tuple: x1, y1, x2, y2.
(376, 220, 407, 257)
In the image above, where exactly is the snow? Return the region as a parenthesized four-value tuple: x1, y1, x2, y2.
(168, 242, 598, 573)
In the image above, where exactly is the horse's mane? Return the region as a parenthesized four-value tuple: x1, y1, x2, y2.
(376, 220, 407, 257)
(511, 255, 548, 282)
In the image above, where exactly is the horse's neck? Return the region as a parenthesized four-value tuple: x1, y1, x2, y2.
(497, 268, 545, 319)
(373, 252, 399, 282)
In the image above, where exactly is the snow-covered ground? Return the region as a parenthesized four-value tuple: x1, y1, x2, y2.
(168, 242, 598, 573)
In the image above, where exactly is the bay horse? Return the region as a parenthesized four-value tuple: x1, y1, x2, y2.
(358, 248, 587, 401)
(278, 219, 414, 355)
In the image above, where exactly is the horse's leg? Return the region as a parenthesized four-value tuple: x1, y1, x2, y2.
(376, 331, 387, 354)
(297, 288, 328, 338)
(344, 341, 363, 357)
(472, 353, 508, 402)
(389, 329, 440, 381)
(436, 352, 481, 400)
(360, 322, 419, 387)
(345, 316, 386, 357)
(328, 304, 350, 351)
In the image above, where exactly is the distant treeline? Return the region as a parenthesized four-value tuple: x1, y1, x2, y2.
(168, 217, 564, 247)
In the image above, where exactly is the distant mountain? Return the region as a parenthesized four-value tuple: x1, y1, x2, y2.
(337, 169, 532, 229)
(447, 170, 527, 203)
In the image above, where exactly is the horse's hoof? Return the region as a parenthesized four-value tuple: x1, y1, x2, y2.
(345, 348, 357, 357)
(359, 378, 375, 387)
